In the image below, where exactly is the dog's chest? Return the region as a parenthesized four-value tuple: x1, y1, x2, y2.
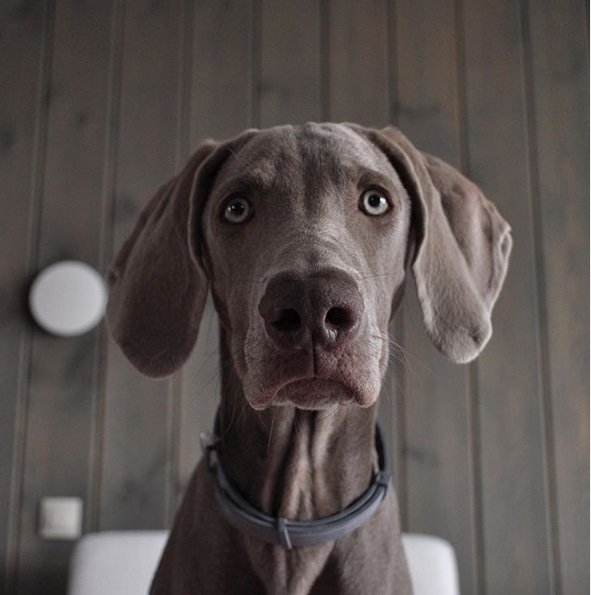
(245, 538, 334, 595)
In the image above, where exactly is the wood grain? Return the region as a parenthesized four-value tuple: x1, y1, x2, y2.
(259, 0, 321, 127)
(15, 1, 114, 592)
(100, 0, 183, 532)
(525, 0, 589, 592)
(393, 1, 478, 593)
(461, 0, 553, 592)
(326, 0, 390, 126)
(0, 2, 47, 592)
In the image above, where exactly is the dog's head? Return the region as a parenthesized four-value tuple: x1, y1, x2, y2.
(107, 124, 511, 410)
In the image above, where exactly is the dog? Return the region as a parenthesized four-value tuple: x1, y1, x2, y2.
(106, 123, 512, 594)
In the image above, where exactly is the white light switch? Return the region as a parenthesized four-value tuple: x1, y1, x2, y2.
(39, 497, 83, 540)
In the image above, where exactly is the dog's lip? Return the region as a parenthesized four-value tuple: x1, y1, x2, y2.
(277, 378, 355, 410)
(279, 377, 346, 395)
(249, 374, 359, 410)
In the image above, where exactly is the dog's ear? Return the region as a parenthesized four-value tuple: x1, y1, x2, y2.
(107, 131, 257, 377)
(361, 125, 512, 363)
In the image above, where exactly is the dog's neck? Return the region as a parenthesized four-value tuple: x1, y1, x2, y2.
(218, 331, 377, 520)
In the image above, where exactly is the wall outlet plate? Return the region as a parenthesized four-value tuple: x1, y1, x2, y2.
(39, 497, 83, 540)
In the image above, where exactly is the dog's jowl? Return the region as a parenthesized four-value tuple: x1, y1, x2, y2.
(107, 123, 511, 595)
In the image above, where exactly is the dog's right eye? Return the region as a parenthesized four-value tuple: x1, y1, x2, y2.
(359, 189, 391, 217)
(222, 197, 252, 224)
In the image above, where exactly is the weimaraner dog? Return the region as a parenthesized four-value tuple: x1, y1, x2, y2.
(107, 124, 511, 594)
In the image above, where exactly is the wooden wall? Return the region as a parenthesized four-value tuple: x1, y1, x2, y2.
(1, 1, 587, 593)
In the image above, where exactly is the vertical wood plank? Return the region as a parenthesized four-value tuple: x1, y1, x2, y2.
(461, 0, 552, 592)
(100, 0, 183, 531)
(393, 0, 462, 157)
(327, 0, 390, 126)
(176, 0, 255, 499)
(525, 1, 589, 592)
(393, 1, 478, 592)
(259, 0, 321, 127)
(15, 1, 114, 593)
(191, 0, 254, 142)
(0, 2, 48, 592)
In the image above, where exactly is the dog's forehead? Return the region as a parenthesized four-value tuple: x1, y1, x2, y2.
(214, 123, 392, 192)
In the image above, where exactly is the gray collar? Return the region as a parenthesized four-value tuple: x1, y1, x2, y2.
(201, 410, 391, 550)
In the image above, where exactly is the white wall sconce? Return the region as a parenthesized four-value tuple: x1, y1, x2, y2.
(29, 261, 107, 337)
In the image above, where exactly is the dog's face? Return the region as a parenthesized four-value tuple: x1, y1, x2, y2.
(106, 124, 511, 406)
(202, 124, 411, 410)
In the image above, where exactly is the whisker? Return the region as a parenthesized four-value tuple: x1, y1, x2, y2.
(354, 271, 396, 281)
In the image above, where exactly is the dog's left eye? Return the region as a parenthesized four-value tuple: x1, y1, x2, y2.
(359, 189, 391, 216)
(222, 197, 252, 224)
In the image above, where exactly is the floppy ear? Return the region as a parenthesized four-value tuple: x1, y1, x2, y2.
(362, 126, 512, 363)
(107, 132, 257, 377)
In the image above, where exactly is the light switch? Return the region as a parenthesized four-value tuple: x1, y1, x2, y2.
(39, 497, 83, 540)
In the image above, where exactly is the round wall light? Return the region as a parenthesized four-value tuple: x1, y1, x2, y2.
(29, 261, 107, 337)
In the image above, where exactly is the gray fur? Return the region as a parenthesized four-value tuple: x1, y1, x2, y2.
(106, 123, 511, 594)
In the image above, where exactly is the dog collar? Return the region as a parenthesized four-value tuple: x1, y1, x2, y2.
(200, 410, 391, 550)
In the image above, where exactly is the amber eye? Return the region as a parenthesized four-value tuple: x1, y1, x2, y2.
(222, 197, 252, 224)
(360, 189, 391, 216)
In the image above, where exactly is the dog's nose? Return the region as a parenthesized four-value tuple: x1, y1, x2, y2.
(258, 270, 364, 350)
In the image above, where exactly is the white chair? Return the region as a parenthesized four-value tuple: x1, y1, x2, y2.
(68, 531, 460, 595)
(401, 533, 460, 595)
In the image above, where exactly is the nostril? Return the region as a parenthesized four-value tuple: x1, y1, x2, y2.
(325, 307, 355, 331)
(271, 308, 302, 333)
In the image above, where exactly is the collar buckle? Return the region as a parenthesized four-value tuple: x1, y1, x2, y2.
(276, 517, 293, 550)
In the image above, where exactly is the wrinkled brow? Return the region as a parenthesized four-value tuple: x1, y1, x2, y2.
(213, 146, 395, 203)
(356, 168, 395, 192)
(213, 174, 273, 200)
(214, 160, 350, 201)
